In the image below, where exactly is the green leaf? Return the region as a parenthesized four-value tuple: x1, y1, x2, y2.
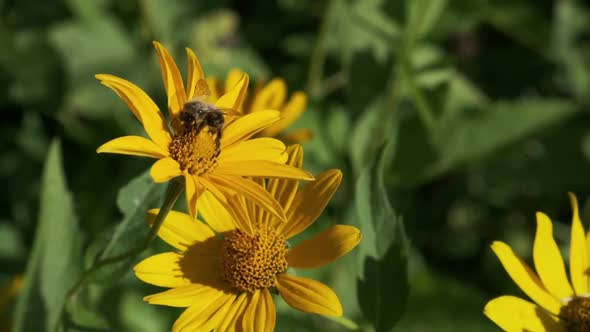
(406, 0, 448, 41)
(88, 170, 165, 284)
(356, 140, 409, 332)
(349, 96, 398, 174)
(389, 98, 578, 185)
(13, 139, 82, 332)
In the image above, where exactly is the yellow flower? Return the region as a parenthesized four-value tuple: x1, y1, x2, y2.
(209, 69, 312, 144)
(96, 42, 313, 219)
(134, 146, 361, 331)
(484, 193, 590, 332)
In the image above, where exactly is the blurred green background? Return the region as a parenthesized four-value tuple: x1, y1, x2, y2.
(3, 0, 590, 331)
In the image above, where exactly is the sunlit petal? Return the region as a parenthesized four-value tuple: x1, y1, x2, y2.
(276, 274, 343, 317)
(215, 160, 313, 180)
(172, 290, 235, 332)
(287, 225, 361, 269)
(134, 252, 189, 288)
(533, 212, 574, 299)
(153, 41, 187, 118)
(97, 135, 168, 158)
(217, 292, 249, 332)
(569, 192, 588, 295)
(262, 91, 307, 137)
(146, 209, 216, 251)
(242, 289, 276, 332)
(484, 296, 564, 332)
(216, 73, 248, 114)
(150, 157, 182, 183)
(144, 284, 213, 308)
(491, 241, 561, 314)
(208, 174, 287, 222)
(95, 74, 172, 148)
(197, 190, 237, 234)
(218, 137, 287, 164)
(280, 129, 314, 145)
(250, 78, 287, 113)
(185, 48, 205, 100)
(221, 110, 280, 149)
(264, 145, 303, 227)
(185, 174, 203, 218)
(280, 169, 342, 239)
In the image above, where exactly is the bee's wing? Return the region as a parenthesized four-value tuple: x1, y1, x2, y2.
(191, 79, 211, 101)
(219, 109, 242, 116)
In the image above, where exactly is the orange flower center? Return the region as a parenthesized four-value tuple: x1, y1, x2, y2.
(168, 128, 219, 175)
(561, 296, 590, 332)
(220, 227, 288, 293)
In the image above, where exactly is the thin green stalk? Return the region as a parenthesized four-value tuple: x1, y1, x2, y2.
(324, 315, 363, 331)
(306, 0, 337, 99)
(54, 180, 184, 332)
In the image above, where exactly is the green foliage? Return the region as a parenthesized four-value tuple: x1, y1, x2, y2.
(4, 0, 590, 330)
(13, 140, 82, 331)
(356, 141, 409, 332)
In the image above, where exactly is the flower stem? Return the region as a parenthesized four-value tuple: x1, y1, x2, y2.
(324, 315, 364, 331)
(54, 179, 184, 332)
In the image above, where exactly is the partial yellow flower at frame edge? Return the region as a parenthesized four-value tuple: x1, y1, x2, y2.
(95, 41, 313, 220)
(213, 68, 312, 144)
(484, 192, 590, 332)
(134, 146, 361, 332)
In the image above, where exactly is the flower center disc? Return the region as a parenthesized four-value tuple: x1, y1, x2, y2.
(562, 296, 590, 332)
(220, 228, 288, 293)
(169, 128, 219, 175)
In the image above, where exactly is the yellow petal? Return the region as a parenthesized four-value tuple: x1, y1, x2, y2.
(146, 209, 216, 251)
(491, 241, 561, 314)
(218, 137, 287, 164)
(216, 73, 248, 113)
(533, 212, 574, 299)
(287, 225, 361, 269)
(225, 194, 256, 236)
(217, 292, 249, 332)
(264, 145, 303, 227)
(97, 135, 168, 158)
(144, 284, 212, 308)
(197, 190, 237, 234)
(185, 174, 202, 218)
(569, 192, 588, 295)
(215, 160, 313, 180)
(134, 252, 190, 288)
(225, 69, 246, 100)
(95, 74, 172, 148)
(276, 274, 343, 317)
(280, 129, 314, 145)
(262, 91, 307, 137)
(221, 110, 280, 149)
(207, 77, 220, 102)
(185, 47, 205, 100)
(150, 157, 182, 183)
(250, 78, 287, 113)
(484, 296, 564, 332)
(172, 290, 235, 332)
(242, 289, 276, 332)
(208, 174, 287, 222)
(280, 169, 342, 239)
(153, 41, 187, 118)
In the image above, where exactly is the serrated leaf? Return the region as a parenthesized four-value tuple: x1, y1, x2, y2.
(13, 139, 82, 332)
(356, 140, 409, 332)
